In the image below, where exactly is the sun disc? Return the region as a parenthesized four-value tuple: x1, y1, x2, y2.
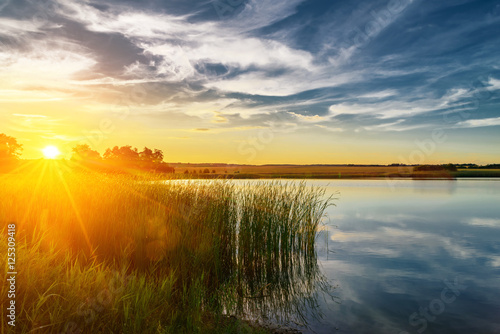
(42, 145, 61, 159)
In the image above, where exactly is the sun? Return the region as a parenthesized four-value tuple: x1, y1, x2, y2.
(42, 145, 61, 159)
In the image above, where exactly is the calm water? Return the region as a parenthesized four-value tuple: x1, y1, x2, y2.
(307, 179, 500, 334)
(165, 178, 500, 332)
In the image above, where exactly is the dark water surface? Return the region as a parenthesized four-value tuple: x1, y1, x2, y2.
(308, 179, 500, 334)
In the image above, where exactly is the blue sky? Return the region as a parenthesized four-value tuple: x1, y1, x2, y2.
(1, 0, 499, 163)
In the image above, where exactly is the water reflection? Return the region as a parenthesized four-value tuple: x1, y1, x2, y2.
(158, 179, 336, 328)
(411, 180, 458, 195)
(234, 239, 335, 327)
(165, 179, 500, 333)
(309, 179, 500, 334)
(229, 181, 337, 328)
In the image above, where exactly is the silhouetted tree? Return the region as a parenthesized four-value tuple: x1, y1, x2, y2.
(153, 149, 163, 163)
(139, 147, 164, 164)
(0, 134, 22, 171)
(0, 133, 23, 160)
(104, 146, 140, 162)
(101, 145, 173, 173)
(71, 144, 101, 162)
(140, 147, 154, 162)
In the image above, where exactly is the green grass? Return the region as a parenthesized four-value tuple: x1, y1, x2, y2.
(0, 161, 333, 333)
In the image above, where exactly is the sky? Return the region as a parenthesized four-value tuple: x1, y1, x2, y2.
(1, 0, 499, 164)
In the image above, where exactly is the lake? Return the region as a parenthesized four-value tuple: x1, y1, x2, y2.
(306, 179, 500, 334)
(163, 178, 500, 333)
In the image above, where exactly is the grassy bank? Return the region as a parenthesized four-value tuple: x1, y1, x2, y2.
(0, 161, 332, 333)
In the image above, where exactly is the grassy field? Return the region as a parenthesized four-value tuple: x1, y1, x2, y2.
(0, 161, 333, 333)
(171, 164, 500, 179)
(172, 164, 411, 179)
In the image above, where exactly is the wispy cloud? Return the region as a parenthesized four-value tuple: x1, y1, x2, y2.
(456, 117, 500, 128)
(314, 124, 343, 132)
(466, 218, 500, 228)
(357, 90, 398, 99)
(1, 0, 500, 162)
(288, 111, 327, 123)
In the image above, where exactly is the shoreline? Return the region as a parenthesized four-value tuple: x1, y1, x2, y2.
(161, 174, 500, 180)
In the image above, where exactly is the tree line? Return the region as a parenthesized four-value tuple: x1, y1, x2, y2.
(0, 133, 174, 173)
(71, 144, 174, 173)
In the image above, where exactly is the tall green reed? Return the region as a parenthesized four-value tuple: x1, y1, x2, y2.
(0, 168, 333, 333)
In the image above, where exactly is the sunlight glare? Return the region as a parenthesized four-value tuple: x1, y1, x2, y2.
(42, 145, 61, 159)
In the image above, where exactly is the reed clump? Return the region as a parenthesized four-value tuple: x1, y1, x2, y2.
(0, 162, 333, 333)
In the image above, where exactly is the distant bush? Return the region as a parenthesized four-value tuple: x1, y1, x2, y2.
(475, 164, 500, 169)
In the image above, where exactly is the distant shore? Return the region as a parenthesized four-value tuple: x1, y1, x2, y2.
(168, 163, 500, 179)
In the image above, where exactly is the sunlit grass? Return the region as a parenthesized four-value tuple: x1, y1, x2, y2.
(0, 162, 333, 333)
